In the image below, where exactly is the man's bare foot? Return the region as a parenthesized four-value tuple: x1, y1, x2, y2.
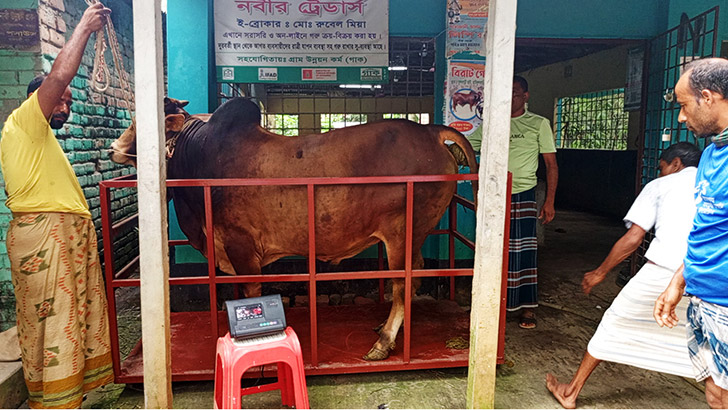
(546, 373, 577, 409)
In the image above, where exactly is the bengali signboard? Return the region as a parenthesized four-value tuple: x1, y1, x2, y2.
(443, 1, 486, 134)
(444, 60, 484, 136)
(214, 0, 389, 83)
(0, 9, 39, 51)
(445, 0, 487, 59)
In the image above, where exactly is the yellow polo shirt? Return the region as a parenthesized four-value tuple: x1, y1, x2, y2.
(0, 93, 90, 218)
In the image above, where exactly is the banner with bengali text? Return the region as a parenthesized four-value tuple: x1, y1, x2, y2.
(214, 0, 389, 83)
(444, 60, 484, 136)
(443, 0, 487, 135)
(445, 0, 487, 59)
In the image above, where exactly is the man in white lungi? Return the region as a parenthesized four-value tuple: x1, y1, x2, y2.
(546, 142, 702, 409)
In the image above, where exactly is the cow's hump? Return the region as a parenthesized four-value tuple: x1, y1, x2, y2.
(208, 97, 261, 133)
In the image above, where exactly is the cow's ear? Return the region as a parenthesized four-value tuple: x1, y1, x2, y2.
(165, 114, 185, 134)
(178, 99, 189, 107)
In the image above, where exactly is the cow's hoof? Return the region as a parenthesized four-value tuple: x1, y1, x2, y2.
(363, 342, 395, 361)
(363, 347, 390, 361)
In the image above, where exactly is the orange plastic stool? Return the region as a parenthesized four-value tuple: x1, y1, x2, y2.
(214, 327, 309, 409)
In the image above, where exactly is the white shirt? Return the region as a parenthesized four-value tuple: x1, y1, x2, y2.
(624, 166, 697, 271)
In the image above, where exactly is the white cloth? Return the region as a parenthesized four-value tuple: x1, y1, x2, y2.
(623, 166, 697, 271)
(587, 262, 693, 377)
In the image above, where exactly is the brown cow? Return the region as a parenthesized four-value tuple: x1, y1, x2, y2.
(109, 97, 478, 360)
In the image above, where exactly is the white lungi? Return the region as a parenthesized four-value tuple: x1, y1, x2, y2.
(587, 262, 692, 378)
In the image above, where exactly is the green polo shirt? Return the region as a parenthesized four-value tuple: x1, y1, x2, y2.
(466, 111, 556, 194)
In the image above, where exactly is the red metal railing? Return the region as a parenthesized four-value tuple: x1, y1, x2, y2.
(100, 172, 510, 381)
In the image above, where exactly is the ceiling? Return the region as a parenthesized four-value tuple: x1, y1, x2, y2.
(514, 38, 641, 73)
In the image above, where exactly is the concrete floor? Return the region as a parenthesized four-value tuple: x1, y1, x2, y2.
(78, 210, 708, 409)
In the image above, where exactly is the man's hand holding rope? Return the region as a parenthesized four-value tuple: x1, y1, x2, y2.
(80, 2, 111, 33)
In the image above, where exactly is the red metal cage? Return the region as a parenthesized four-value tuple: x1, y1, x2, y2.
(100, 172, 510, 383)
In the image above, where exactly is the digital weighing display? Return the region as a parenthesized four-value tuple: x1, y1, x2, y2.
(225, 294, 286, 339)
(235, 303, 263, 321)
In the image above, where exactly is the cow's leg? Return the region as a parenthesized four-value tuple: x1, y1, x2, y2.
(222, 230, 263, 298)
(364, 249, 423, 361)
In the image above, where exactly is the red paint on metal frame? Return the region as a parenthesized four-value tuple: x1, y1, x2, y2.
(99, 172, 511, 382)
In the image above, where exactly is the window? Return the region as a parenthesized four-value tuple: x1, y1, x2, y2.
(265, 114, 299, 136)
(554, 88, 629, 150)
(320, 114, 367, 132)
(383, 113, 430, 124)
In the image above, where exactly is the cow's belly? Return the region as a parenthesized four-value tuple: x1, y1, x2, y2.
(214, 181, 456, 268)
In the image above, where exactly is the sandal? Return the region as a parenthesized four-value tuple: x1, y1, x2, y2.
(519, 314, 537, 329)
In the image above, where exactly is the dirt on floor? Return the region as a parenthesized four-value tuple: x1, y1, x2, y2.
(79, 210, 708, 409)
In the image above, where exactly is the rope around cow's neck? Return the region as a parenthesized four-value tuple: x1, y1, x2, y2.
(108, 147, 137, 158)
(84, 0, 134, 117)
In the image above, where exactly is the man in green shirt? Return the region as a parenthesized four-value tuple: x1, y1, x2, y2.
(468, 76, 559, 328)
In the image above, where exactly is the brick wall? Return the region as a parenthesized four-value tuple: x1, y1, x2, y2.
(0, 0, 138, 331)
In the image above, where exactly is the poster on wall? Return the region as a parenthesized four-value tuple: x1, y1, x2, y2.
(624, 46, 643, 111)
(214, 0, 389, 84)
(444, 60, 484, 135)
(445, 0, 488, 59)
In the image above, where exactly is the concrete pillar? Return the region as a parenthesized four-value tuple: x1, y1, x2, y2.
(133, 0, 173, 407)
(466, 0, 518, 408)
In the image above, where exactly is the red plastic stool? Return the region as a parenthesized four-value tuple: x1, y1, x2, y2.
(214, 327, 309, 409)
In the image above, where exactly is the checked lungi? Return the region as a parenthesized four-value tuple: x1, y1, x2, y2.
(506, 188, 538, 311)
(7, 213, 113, 409)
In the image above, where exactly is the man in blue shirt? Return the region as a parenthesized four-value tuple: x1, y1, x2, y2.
(655, 57, 728, 409)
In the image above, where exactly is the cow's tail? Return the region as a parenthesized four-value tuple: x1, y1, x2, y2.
(437, 127, 479, 208)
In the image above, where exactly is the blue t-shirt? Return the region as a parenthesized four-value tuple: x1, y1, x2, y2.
(684, 143, 728, 307)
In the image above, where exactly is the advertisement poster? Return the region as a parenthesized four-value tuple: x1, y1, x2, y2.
(214, 0, 389, 83)
(624, 47, 644, 111)
(444, 60, 485, 136)
(445, 0, 488, 59)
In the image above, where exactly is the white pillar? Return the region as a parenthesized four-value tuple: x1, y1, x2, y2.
(132, 0, 173, 407)
(466, 0, 518, 408)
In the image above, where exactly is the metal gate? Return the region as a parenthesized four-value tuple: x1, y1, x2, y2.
(632, 6, 719, 272)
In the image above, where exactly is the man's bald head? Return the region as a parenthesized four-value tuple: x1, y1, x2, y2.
(675, 58, 728, 138)
(683, 58, 728, 101)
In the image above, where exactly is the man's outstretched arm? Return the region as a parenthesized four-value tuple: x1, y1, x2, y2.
(36, 3, 110, 118)
(582, 224, 646, 294)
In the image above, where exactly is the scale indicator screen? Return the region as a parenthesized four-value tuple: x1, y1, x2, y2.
(235, 303, 263, 321)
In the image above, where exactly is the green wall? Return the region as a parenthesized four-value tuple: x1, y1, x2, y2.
(667, 1, 726, 53)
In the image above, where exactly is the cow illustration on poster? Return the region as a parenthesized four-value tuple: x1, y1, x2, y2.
(444, 60, 484, 136)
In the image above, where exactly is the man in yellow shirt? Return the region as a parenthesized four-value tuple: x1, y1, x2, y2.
(0, 3, 113, 408)
(468, 76, 559, 329)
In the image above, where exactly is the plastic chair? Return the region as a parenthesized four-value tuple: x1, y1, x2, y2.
(214, 327, 309, 409)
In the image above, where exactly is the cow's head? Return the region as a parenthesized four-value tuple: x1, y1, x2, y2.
(108, 97, 189, 167)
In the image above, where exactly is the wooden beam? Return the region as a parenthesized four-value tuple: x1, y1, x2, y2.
(466, 0, 518, 408)
(132, 0, 173, 407)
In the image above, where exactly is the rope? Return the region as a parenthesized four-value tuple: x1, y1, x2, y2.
(108, 147, 137, 158)
(85, 0, 134, 116)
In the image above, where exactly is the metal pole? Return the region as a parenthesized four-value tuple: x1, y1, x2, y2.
(132, 0, 173, 407)
(466, 0, 517, 407)
(307, 184, 319, 366)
